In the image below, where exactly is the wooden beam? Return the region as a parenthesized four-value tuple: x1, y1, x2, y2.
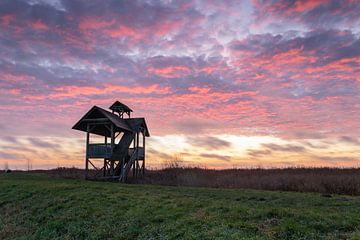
(110, 124, 114, 149)
(89, 125, 97, 132)
(85, 124, 90, 180)
(132, 132, 136, 178)
(133, 133, 135, 148)
(83, 118, 109, 122)
(136, 131, 139, 178)
(88, 159, 99, 170)
(132, 157, 135, 177)
(142, 130, 145, 178)
(115, 132, 121, 139)
(103, 136, 107, 177)
(86, 121, 110, 128)
(110, 124, 115, 176)
(110, 161, 114, 176)
(104, 124, 111, 132)
(94, 166, 105, 178)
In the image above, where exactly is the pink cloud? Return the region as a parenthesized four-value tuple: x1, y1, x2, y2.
(79, 18, 115, 30)
(31, 20, 49, 30)
(188, 86, 210, 94)
(2, 73, 35, 82)
(47, 84, 170, 99)
(293, 0, 328, 12)
(105, 25, 142, 39)
(1, 14, 14, 25)
(252, 0, 360, 28)
(147, 65, 192, 78)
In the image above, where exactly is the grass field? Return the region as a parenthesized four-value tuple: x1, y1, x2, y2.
(1, 173, 360, 239)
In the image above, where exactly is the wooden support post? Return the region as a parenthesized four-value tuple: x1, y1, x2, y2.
(136, 131, 139, 178)
(110, 124, 114, 176)
(85, 124, 90, 180)
(103, 159, 107, 177)
(132, 157, 135, 177)
(133, 133, 135, 148)
(110, 124, 114, 149)
(142, 130, 145, 178)
(104, 136, 107, 177)
(132, 133, 136, 177)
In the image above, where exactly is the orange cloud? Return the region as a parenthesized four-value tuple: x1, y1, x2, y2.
(147, 65, 191, 78)
(272, 48, 317, 66)
(188, 86, 210, 94)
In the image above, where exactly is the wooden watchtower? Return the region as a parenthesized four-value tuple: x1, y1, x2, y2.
(72, 101, 149, 182)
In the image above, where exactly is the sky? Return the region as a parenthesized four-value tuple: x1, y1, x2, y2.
(0, 0, 359, 170)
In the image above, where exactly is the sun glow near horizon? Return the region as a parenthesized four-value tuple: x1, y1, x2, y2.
(1, 133, 359, 170)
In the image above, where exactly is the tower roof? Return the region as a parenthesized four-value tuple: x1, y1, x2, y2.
(109, 101, 133, 113)
(72, 106, 150, 137)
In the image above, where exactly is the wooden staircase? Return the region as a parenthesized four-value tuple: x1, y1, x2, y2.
(117, 148, 139, 182)
(111, 132, 144, 182)
(111, 132, 134, 160)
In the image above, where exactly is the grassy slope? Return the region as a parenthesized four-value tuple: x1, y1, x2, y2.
(1, 174, 360, 240)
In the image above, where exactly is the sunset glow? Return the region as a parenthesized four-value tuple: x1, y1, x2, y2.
(0, 0, 359, 169)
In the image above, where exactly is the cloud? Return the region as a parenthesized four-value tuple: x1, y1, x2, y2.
(187, 136, 231, 149)
(199, 153, 231, 162)
(27, 138, 59, 149)
(172, 118, 220, 134)
(1, 136, 19, 144)
(0, 151, 20, 160)
(262, 143, 306, 153)
(148, 148, 172, 160)
(247, 149, 272, 157)
(315, 156, 358, 162)
(230, 29, 360, 69)
(252, 0, 360, 30)
(0, 0, 360, 169)
(339, 136, 360, 146)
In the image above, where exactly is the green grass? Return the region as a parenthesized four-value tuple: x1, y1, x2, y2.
(1, 173, 360, 240)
